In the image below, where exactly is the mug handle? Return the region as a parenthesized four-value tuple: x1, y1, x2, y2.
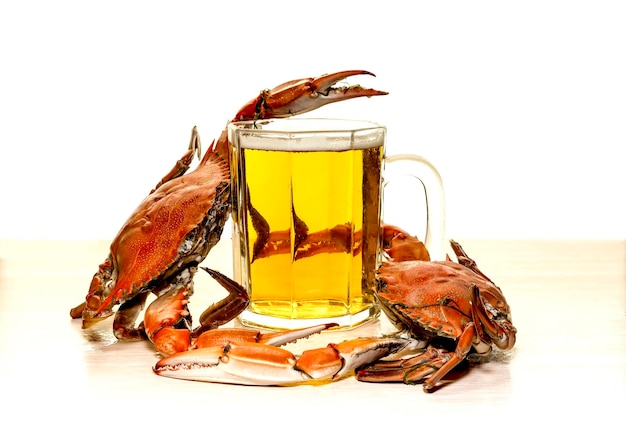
(384, 154, 446, 260)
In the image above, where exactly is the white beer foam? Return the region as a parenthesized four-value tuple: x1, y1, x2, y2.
(231, 118, 385, 151)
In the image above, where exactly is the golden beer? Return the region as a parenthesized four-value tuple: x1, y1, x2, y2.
(229, 119, 385, 329)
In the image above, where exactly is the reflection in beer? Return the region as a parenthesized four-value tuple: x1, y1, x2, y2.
(253, 222, 363, 260)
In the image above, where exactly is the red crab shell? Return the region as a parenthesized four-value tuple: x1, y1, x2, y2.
(377, 259, 498, 342)
(93, 151, 230, 314)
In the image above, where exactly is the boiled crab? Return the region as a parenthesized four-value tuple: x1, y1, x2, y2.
(154, 226, 516, 392)
(356, 225, 517, 391)
(70, 70, 388, 355)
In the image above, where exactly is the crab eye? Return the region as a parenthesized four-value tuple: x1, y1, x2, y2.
(86, 295, 101, 311)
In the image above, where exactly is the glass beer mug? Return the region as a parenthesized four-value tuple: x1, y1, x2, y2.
(228, 118, 445, 330)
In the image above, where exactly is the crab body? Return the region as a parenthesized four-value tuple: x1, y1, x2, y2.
(355, 226, 517, 391)
(104, 152, 229, 314)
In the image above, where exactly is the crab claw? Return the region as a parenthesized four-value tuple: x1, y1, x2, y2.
(194, 323, 338, 349)
(154, 323, 339, 384)
(235, 70, 388, 121)
(382, 224, 430, 262)
(153, 336, 410, 385)
(295, 337, 412, 380)
(154, 343, 310, 385)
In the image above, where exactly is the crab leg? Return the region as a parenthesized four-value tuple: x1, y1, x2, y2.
(145, 273, 336, 355)
(357, 323, 478, 392)
(355, 347, 447, 383)
(113, 291, 150, 340)
(192, 267, 250, 335)
(151, 126, 202, 193)
(153, 337, 410, 385)
(470, 285, 516, 350)
(143, 268, 250, 355)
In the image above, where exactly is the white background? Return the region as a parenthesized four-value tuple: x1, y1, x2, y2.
(1, 1, 624, 240)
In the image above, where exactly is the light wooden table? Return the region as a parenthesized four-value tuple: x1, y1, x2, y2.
(1, 238, 624, 429)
